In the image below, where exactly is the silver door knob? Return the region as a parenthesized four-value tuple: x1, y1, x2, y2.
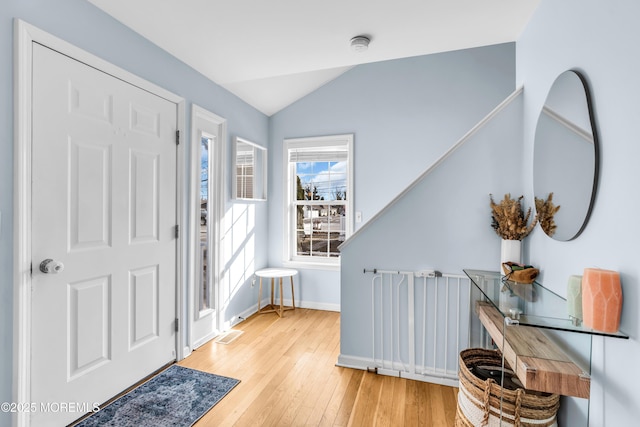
(40, 259, 64, 274)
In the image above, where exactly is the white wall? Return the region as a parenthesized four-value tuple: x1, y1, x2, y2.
(0, 1, 268, 422)
(268, 44, 516, 310)
(518, 1, 640, 424)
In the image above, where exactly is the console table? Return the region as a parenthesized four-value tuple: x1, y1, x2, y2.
(464, 269, 628, 399)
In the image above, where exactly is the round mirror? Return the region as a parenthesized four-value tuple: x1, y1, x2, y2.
(533, 70, 599, 241)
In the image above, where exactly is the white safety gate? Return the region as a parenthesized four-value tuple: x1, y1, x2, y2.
(365, 269, 485, 387)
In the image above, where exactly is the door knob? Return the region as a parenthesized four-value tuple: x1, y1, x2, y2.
(40, 259, 64, 274)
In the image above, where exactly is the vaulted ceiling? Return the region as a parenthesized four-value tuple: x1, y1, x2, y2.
(87, 0, 540, 116)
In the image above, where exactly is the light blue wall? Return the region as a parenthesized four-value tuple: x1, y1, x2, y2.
(7, 0, 635, 423)
(518, 0, 640, 424)
(340, 93, 524, 358)
(268, 44, 516, 309)
(0, 0, 268, 421)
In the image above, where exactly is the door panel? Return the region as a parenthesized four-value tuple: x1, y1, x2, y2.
(68, 276, 111, 379)
(70, 142, 112, 250)
(129, 265, 160, 349)
(130, 150, 160, 242)
(30, 43, 178, 426)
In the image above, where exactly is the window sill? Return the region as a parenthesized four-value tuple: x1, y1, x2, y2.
(283, 259, 340, 272)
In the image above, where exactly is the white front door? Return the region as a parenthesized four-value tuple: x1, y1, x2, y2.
(30, 43, 178, 426)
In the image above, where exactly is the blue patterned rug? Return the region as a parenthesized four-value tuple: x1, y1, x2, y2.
(74, 365, 240, 427)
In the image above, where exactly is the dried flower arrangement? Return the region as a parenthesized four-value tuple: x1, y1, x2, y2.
(535, 193, 560, 237)
(490, 193, 538, 240)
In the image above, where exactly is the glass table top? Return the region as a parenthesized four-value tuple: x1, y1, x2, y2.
(464, 269, 628, 339)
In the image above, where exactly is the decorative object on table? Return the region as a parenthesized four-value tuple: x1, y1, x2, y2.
(74, 364, 240, 427)
(582, 268, 623, 333)
(567, 275, 583, 326)
(490, 194, 538, 241)
(490, 193, 538, 271)
(499, 262, 538, 314)
(508, 307, 523, 320)
(535, 193, 560, 238)
(500, 239, 522, 272)
(455, 348, 560, 427)
(490, 194, 538, 313)
(501, 261, 539, 284)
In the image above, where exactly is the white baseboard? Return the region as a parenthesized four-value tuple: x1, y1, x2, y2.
(336, 354, 459, 388)
(222, 305, 261, 330)
(336, 354, 373, 370)
(296, 300, 340, 312)
(222, 299, 340, 331)
(258, 297, 340, 312)
(192, 330, 220, 350)
(181, 346, 191, 360)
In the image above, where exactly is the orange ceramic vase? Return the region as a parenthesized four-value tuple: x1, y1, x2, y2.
(582, 268, 623, 333)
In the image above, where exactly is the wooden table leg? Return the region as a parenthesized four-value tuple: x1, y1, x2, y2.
(270, 278, 274, 307)
(258, 277, 263, 312)
(279, 277, 284, 317)
(290, 275, 295, 309)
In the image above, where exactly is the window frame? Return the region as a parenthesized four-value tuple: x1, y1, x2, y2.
(283, 134, 354, 270)
(232, 136, 267, 201)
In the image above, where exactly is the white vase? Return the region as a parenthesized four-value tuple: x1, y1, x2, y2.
(500, 239, 522, 274)
(499, 239, 522, 313)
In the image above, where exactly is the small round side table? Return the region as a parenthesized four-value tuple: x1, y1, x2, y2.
(255, 268, 298, 317)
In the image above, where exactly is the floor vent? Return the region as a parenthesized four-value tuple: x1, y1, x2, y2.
(214, 330, 244, 345)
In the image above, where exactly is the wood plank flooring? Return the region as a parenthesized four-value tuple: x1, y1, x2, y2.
(180, 308, 458, 426)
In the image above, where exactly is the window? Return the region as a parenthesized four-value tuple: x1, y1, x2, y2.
(284, 134, 354, 267)
(235, 141, 254, 199)
(190, 104, 225, 349)
(233, 137, 267, 200)
(200, 135, 212, 312)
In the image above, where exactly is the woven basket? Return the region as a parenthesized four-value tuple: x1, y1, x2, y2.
(455, 348, 560, 427)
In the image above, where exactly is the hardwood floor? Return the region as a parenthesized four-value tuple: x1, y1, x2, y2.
(180, 308, 459, 426)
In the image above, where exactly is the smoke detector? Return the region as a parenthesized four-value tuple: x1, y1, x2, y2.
(350, 35, 370, 52)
